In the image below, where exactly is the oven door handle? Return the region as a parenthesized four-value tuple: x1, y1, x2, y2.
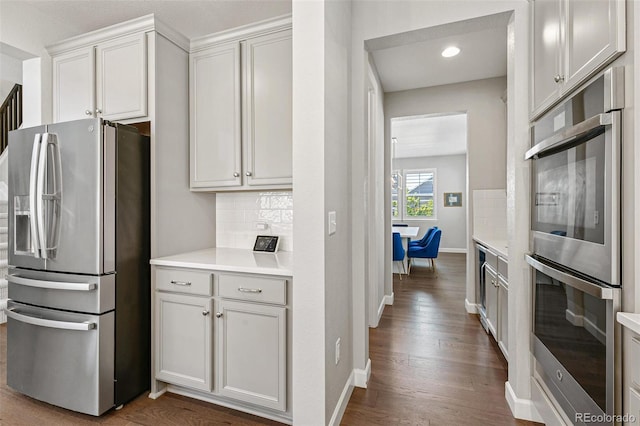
(525, 112, 614, 160)
(525, 255, 618, 300)
(8, 274, 97, 291)
(4, 307, 96, 331)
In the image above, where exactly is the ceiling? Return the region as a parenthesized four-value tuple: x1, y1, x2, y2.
(392, 113, 467, 159)
(376, 13, 507, 159)
(369, 12, 508, 93)
(0, 0, 291, 54)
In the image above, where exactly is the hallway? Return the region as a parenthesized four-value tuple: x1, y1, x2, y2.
(341, 253, 538, 425)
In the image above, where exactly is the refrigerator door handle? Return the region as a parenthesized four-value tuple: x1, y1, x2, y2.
(8, 274, 97, 291)
(29, 134, 42, 258)
(39, 133, 62, 259)
(5, 307, 97, 331)
(36, 133, 49, 258)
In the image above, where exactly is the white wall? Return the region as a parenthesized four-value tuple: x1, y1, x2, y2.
(1, 52, 22, 101)
(292, 0, 354, 423)
(153, 34, 216, 257)
(393, 154, 467, 251)
(292, 1, 328, 424)
(216, 191, 293, 251)
(350, 1, 532, 421)
(323, 0, 353, 421)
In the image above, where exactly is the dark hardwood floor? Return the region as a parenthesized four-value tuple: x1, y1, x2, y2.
(0, 253, 538, 425)
(341, 253, 539, 426)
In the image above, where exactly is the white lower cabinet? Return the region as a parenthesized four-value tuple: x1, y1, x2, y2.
(155, 292, 213, 391)
(153, 265, 290, 420)
(485, 265, 499, 339)
(216, 299, 286, 411)
(497, 276, 509, 361)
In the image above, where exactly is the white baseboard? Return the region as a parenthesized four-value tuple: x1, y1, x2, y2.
(148, 388, 167, 399)
(166, 384, 292, 424)
(384, 292, 394, 305)
(465, 298, 478, 314)
(328, 371, 355, 426)
(439, 248, 467, 254)
(505, 381, 543, 423)
(375, 297, 385, 325)
(353, 358, 371, 388)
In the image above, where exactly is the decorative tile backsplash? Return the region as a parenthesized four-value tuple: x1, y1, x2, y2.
(473, 189, 507, 240)
(216, 191, 293, 251)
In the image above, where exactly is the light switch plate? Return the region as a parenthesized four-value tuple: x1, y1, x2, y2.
(328, 211, 337, 235)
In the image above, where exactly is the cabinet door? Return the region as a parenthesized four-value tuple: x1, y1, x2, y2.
(190, 43, 242, 189)
(485, 266, 499, 339)
(52, 47, 95, 123)
(95, 33, 147, 121)
(565, 0, 625, 90)
(216, 299, 286, 411)
(531, 0, 562, 117)
(242, 30, 292, 186)
(155, 292, 213, 391)
(498, 277, 508, 361)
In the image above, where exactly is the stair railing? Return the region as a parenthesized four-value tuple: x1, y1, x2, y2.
(0, 83, 23, 154)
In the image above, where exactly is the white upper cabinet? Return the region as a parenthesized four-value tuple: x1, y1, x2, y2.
(531, 0, 625, 119)
(95, 33, 147, 121)
(189, 19, 292, 192)
(242, 30, 293, 187)
(190, 43, 242, 188)
(52, 47, 95, 122)
(50, 28, 148, 123)
(532, 0, 561, 116)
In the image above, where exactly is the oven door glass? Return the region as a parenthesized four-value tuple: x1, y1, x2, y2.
(532, 129, 606, 244)
(533, 264, 608, 411)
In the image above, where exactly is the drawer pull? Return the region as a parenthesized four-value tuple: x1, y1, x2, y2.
(238, 287, 262, 294)
(170, 280, 192, 286)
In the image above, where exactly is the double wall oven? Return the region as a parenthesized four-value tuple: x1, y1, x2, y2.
(526, 67, 623, 424)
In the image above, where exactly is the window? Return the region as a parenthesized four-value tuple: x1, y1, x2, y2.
(392, 169, 437, 220)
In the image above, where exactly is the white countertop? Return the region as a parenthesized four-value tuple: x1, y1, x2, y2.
(617, 312, 640, 335)
(473, 235, 509, 259)
(150, 247, 293, 277)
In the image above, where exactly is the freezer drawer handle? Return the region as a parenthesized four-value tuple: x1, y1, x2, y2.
(9, 275, 97, 291)
(4, 308, 96, 331)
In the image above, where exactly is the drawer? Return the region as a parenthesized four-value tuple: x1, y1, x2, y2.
(498, 256, 508, 280)
(218, 274, 286, 305)
(485, 249, 498, 271)
(156, 268, 213, 296)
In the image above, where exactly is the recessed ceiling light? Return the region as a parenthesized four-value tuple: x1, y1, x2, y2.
(441, 46, 460, 58)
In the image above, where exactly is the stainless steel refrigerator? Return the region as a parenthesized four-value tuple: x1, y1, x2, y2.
(4, 118, 150, 416)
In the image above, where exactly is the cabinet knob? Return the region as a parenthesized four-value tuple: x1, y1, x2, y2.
(85, 110, 92, 116)
(245, 171, 252, 177)
(233, 172, 240, 177)
(553, 75, 564, 83)
(215, 312, 223, 318)
(95, 108, 102, 115)
(202, 311, 210, 316)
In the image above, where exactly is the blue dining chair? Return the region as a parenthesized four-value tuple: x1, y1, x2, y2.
(407, 228, 442, 273)
(409, 226, 438, 248)
(392, 232, 406, 280)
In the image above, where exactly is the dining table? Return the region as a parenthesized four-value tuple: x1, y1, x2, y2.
(392, 225, 419, 275)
